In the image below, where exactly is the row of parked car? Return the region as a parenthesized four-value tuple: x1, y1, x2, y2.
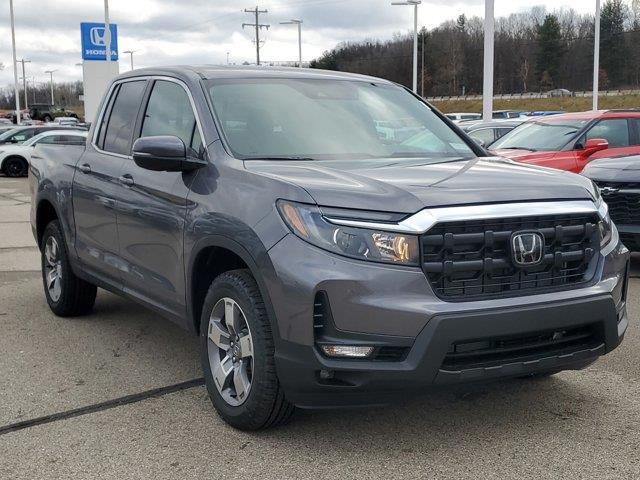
(0, 124, 88, 177)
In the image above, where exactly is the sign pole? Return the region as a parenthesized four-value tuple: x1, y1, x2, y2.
(593, 0, 601, 111)
(104, 0, 111, 63)
(482, 0, 495, 121)
(9, 0, 21, 125)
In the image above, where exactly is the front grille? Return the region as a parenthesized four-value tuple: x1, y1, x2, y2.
(442, 324, 601, 371)
(594, 181, 640, 226)
(421, 213, 600, 300)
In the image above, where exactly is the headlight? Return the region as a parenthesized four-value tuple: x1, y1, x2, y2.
(595, 194, 613, 248)
(277, 200, 420, 266)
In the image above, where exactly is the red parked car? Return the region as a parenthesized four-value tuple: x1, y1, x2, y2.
(490, 110, 640, 173)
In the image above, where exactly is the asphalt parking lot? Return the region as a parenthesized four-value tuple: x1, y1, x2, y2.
(1, 176, 640, 479)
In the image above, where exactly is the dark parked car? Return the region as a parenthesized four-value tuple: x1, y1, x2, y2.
(583, 154, 640, 251)
(30, 66, 629, 430)
(460, 120, 524, 147)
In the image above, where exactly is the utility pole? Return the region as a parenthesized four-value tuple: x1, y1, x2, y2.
(19, 59, 31, 109)
(593, 0, 601, 111)
(45, 70, 57, 105)
(9, 0, 21, 124)
(227, 52, 230, 65)
(280, 19, 303, 67)
(243, 6, 270, 65)
(482, 0, 495, 121)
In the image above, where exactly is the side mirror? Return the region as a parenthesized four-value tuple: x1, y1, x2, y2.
(580, 138, 609, 158)
(132, 135, 204, 172)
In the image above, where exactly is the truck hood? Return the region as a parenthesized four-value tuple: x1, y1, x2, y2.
(245, 157, 594, 213)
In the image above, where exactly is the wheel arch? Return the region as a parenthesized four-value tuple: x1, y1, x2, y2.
(36, 198, 61, 248)
(187, 235, 281, 342)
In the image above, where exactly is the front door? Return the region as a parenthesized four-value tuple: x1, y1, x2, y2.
(72, 79, 148, 286)
(116, 79, 204, 318)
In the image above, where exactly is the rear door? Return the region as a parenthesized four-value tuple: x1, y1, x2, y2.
(72, 79, 148, 286)
(116, 78, 203, 318)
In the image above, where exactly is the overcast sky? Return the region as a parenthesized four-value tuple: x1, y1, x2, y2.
(0, 0, 598, 88)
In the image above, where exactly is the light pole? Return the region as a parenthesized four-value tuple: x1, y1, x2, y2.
(482, 0, 495, 121)
(280, 19, 303, 67)
(226, 52, 230, 65)
(391, 1, 421, 93)
(45, 70, 57, 105)
(9, 0, 21, 124)
(593, 0, 601, 111)
(104, 0, 112, 63)
(123, 50, 135, 70)
(19, 59, 31, 110)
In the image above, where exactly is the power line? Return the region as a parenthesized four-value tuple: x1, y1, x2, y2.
(243, 6, 270, 65)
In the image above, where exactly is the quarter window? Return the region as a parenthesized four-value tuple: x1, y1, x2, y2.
(140, 80, 201, 152)
(102, 80, 147, 155)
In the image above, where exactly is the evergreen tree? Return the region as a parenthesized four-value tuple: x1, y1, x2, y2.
(535, 14, 565, 90)
(600, 0, 628, 86)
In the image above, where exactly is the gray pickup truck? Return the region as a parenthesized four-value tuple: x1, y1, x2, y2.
(30, 66, 630, 430)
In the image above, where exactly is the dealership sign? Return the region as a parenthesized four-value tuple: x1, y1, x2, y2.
(80, 22, 118, 61)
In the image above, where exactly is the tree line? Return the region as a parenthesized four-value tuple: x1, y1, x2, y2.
(310, 0, 640, 97)
(0, 81, 83, 110)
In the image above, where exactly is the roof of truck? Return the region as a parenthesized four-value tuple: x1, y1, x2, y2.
(119, 65, 395, 85)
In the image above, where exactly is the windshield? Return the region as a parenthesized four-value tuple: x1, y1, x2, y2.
(0, 128, 23, 141)
(207, 78, 475, 161)
(491, 119, 588, 151)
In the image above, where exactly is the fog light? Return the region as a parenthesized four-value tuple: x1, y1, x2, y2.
(321, 345, 374, 358)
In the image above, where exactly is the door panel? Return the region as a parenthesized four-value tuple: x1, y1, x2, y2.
(72, 148, 126, 285)
(116, 79, 202, 317)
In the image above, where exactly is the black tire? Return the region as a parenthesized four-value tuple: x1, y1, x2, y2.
(43, 115, 53, 123)
(41, 220, 97, 317)
(200, 269, 294, 430)
(3, 156, 28, 177)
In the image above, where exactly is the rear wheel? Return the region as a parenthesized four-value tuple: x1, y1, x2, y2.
(43, 115, 53, 123)
(3, 157, 28, 177)
(200, 269, 294, 430)
(41, 220, 97, 316)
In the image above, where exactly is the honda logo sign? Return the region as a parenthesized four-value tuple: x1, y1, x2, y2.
(511, 231, 545, 266)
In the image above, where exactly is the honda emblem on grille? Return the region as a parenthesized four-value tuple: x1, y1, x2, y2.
(511, 231, 545, 266)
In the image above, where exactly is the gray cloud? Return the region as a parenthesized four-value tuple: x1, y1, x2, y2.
(1, 0, 596, 87)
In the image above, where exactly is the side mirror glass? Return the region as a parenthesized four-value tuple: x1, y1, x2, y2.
(132, 135, 203, 172)
(580, 138, 609, 158)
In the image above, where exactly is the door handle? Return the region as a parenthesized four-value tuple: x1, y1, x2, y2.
(79, 163, 91, 174)
(119, 174, 135, 186)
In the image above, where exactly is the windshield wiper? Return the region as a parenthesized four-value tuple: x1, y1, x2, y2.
(502, 146, 538, 152)
(242, 156, 317, 161)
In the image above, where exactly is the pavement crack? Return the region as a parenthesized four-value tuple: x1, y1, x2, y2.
(0, 378, 205, 436)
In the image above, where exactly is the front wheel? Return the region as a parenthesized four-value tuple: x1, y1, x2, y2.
(41, 220, 97, 316)
(200, 269, 294, 430)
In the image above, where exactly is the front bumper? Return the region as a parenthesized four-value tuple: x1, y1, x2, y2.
(266, 235, 629, 408)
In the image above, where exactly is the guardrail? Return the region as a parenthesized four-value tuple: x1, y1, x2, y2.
(426, 89, 640, 102)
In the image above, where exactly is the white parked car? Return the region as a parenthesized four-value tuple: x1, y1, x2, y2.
(445, 112, 482, 123)
(0, 129, 87, 177)
(48, 116, 80, 126)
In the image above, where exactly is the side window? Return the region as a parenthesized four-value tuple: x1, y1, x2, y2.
(496, 128, 512, 139)
(629, 118, 640, 146)
(35, 135, 61, 145)
(10, 129, 32, 143)
(102, 80, 147, 155)
(469, 128, 496, 146)
(140, 80, 201, 152)
(584, 119, 630, 147)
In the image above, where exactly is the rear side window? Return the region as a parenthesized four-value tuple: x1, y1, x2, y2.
(140, 80, 200, 152)
(585, 119, 630, 147)
(102, 80, 146, 155)
(469, 128, 496, 146)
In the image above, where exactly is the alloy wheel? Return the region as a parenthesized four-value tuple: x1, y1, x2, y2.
(44, 236, 63, 302)
(207, 297, 254, 406)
